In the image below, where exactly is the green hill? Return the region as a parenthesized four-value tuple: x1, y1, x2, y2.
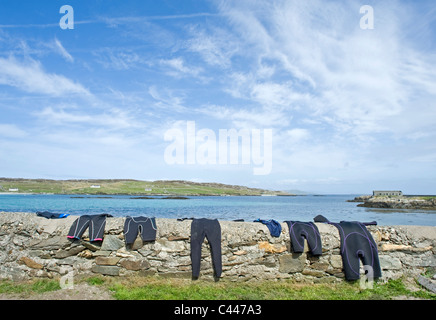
(0, 178, 294, 196)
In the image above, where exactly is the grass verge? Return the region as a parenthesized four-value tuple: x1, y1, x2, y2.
(90, 276, 435, 300)
(0, 279, 61, 295)
(1, 276, 434, 300)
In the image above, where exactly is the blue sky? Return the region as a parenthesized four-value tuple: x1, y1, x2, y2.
(1, 0, 436, 194)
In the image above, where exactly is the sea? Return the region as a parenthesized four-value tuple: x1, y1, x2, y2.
(0, 193, 435, 226)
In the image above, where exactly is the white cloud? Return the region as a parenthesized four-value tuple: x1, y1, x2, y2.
(93, 48, 143, 70)
(250, 82, 310, 108)
(0, 56, 89, 96)
(187, 25, 239, 68)
(159, 57, 203, 77)
(35, 106, 141, 130)
(216, 0, 436, 140)
(148, 85, 189, 114)
(53, 38, 74, 63)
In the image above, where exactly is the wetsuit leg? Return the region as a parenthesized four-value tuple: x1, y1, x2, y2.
(138, 217, 157, 241)
(68, 214, 110, 241)
(190, 219, 206, 279)
(286, 221, 322, 255)
(88, 214, 108, 241)
(124, 217, 158, 246)
(67, 215, 91, 240)
(190, 218, 222, 279)
(124, 217, 139, 245)
(205, 219, 222, 278)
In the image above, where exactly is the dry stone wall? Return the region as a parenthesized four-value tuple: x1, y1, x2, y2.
(0, 212, 435, 283)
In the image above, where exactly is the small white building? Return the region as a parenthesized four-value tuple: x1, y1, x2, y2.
(8, 188, 19, 192)
(373, 190, 403, 196)
(90, 185, 101, 189)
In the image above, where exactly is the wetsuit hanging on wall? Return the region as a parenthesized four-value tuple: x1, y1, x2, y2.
(284, 221, 322, 255)
(67, 214, 112, 242)
(190, 218, 222, 280)
(253, 219, 282, 237)
(123, 216, 157, 247)
(314, 215, 382, 281)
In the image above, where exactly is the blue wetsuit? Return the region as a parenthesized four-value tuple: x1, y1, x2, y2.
(254, 219, 282, 237)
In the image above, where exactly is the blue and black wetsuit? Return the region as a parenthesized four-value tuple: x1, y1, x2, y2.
(36, 211, 69, 219)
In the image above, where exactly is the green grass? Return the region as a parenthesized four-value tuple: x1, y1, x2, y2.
(1, 276, 435, 300)
(420, 196, 436, 200)
(99, 276, 436, 300)
(0, 279, 61, 295)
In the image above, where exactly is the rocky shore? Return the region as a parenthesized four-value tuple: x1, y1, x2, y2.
(349, 195, 436, 210)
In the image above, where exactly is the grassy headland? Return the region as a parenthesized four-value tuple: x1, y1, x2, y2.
(0, 178, 294, 196)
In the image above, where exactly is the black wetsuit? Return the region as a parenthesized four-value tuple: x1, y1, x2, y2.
(314, 215, 382, 281)
(190, 218, 222, 280)
(285, 221, 322, 255)
(67, 214, 112, 242)
(123, 216, 157, 245)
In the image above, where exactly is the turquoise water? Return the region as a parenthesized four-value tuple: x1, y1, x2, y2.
(0, 194, 435, 226)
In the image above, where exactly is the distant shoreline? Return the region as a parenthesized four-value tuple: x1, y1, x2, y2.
(0, 178, 296, 197)
(0, 192, 298, 197)
(0, 192, 34, 195)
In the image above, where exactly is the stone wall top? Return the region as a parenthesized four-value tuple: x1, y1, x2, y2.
(1, 211, 434, 240)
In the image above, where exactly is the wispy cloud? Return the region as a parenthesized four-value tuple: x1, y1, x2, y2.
(148, 85, 189, 114)
(93, 48, 143, 70)
(35, 106, 141, 130)
(159, 57, 203, 78)
(53, 38, 74, 63)
(0, 56, 89, 96)
(215, 0, 436, 139)
(102, 13, 218, 26)
(186, 25, 239, 68)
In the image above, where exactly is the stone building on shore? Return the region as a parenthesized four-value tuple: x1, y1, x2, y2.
(373, 190, 403, 197)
